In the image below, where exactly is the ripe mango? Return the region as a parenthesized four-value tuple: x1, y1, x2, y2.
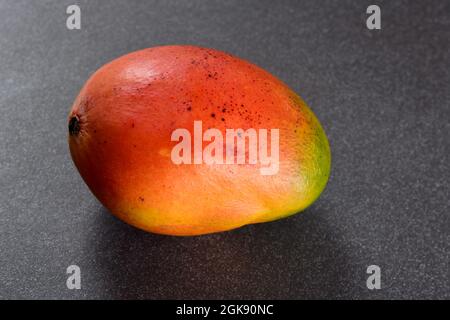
(68, 45, 330, 236)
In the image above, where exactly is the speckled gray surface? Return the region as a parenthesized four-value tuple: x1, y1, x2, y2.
(0, 0, 449, 299)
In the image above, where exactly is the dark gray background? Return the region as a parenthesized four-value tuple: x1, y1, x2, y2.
(0, 0, 449, 299)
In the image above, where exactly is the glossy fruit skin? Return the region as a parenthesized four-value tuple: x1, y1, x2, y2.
(68, 45, 330, 236)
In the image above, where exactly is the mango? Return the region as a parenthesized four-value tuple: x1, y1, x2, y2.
(68, 45, 331, 236)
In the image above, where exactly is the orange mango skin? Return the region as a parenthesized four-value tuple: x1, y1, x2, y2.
(68, 45, 331, 236)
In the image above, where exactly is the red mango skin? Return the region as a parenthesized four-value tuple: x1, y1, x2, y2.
(68, 45, 331, 236)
